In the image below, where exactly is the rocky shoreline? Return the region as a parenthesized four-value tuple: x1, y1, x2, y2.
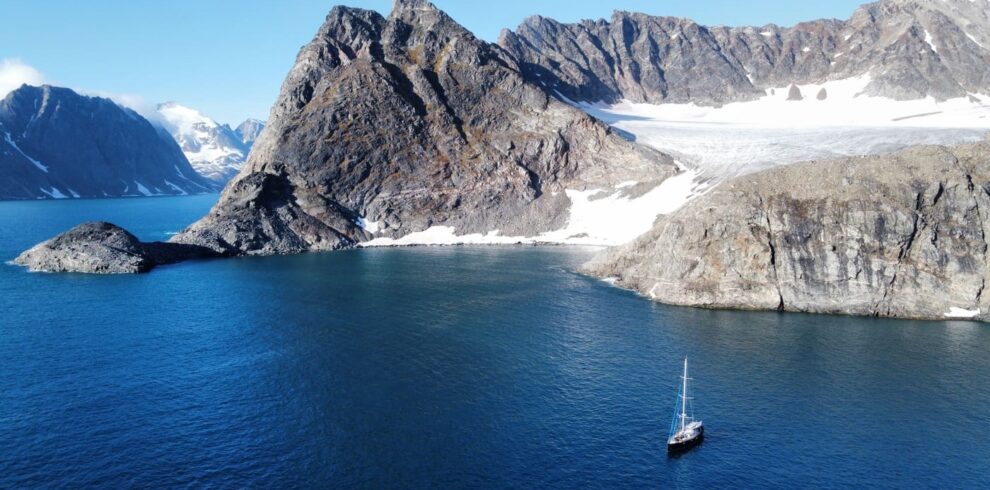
(12, 0, 990, 325)
(14, 222, 219, 274)
(583, 140, 990, 323)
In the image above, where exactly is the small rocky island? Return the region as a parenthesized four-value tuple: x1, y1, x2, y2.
(15, 222, 217, 274)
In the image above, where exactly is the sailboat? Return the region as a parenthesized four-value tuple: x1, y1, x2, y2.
(667, 357, 704, 453)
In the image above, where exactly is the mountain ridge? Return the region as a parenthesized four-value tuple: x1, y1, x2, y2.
(0, 85, 217, 200)
(499, 0, 990, 106)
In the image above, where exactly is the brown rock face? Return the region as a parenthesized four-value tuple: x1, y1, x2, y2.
(172, 0, 676, 256)
(585, 142, 990, 322)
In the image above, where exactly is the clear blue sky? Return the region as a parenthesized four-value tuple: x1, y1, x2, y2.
(0, 0, 865, 125)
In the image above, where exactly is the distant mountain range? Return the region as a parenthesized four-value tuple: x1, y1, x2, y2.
(0, 85, 217, 200)
(156, 102, 265, 184)
(500, 0, 990, 105)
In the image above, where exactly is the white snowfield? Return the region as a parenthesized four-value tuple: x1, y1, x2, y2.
(946, 307, 981, 319)
(580, 76, 990, 182)
(361, 76, 990, 248)
(360, 169, 706, 248)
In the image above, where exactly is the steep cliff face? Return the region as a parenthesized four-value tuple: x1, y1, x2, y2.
(172, 0, 676, 255)
(585, 141, 990, 321)
(499, 0, 990, 105)
(0, 85, 217, 200)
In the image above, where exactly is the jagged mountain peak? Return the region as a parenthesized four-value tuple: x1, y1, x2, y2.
(392, 0, 438, 11)
(500, 0, 990, 106)
(173, 1, 676, 256)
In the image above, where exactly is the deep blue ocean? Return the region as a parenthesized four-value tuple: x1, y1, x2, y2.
(1, 196, 989, 488)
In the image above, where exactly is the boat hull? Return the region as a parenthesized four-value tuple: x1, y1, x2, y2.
(667, 426, 704, 454)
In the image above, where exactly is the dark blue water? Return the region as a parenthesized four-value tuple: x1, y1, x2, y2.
(1, 197, 989, 488)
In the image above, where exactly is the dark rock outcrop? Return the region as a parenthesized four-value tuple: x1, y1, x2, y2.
(499, 0, 990, 105)
(170, 0, 677, 256)
(14, 222, 217, 274)
(585, 141, 990, 322)
(0, 85, 217, 200)
(787, 84, 804, 101)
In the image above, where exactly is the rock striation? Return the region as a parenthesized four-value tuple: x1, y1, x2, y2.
(585, 141, 990, 322)
(169, 0, 676, 256)
(14, 222, 217, 274)
(0, 85, 217, 200)
(499, 0, 990, 105)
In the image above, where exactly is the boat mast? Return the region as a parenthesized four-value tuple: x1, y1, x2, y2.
(680, 357, 688, 432)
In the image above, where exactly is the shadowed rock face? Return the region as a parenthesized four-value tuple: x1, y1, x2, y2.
(0, 86, 217, 200)
(499, 0, 990, 105)
(171, 0, 676, 256)
(585, 142, 990, 322)
(14, 222, 218, 274)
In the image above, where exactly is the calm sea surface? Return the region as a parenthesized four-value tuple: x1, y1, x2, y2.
(1, 196, 989, 488)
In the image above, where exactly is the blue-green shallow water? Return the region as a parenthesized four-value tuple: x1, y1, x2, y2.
(1, 196, 989, 488)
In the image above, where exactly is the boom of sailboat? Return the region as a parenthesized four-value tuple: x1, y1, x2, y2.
(668, 357, 704, 453)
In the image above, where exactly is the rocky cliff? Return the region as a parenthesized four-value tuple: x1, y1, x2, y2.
(585, 140, 990, 321)
(0, 85, 217, 200)
(499, 0, 990, 105)
(169, 0, 676, 256)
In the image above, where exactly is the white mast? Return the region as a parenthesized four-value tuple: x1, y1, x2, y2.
(680, 357, 688, 432)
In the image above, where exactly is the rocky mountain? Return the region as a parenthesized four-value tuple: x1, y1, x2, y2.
(18, 0, 990, 329)
(0, 85, 217, 200)
(499, 0, 990, 106)
(157, 102, 253, 183)
(235, 119, 265, 149)
(169, 0, 677, 256)
(585, 138, 990, 322)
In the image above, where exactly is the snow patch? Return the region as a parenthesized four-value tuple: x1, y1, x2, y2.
(356, 217, 381, 233)
(924, 30, 938, 53)
(966, 32, 984, 48)
(3, 131, 48, 172)
(946, 307, 980, 319)
(163, 179, 188, 195)
(134, 181, 154, 196)
(38, 187, 68, 199)
(362, 170, 706, 248)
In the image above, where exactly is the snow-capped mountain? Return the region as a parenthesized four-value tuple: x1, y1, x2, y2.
(156, 102, 255, 183)
(235, 119, 265, 149)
